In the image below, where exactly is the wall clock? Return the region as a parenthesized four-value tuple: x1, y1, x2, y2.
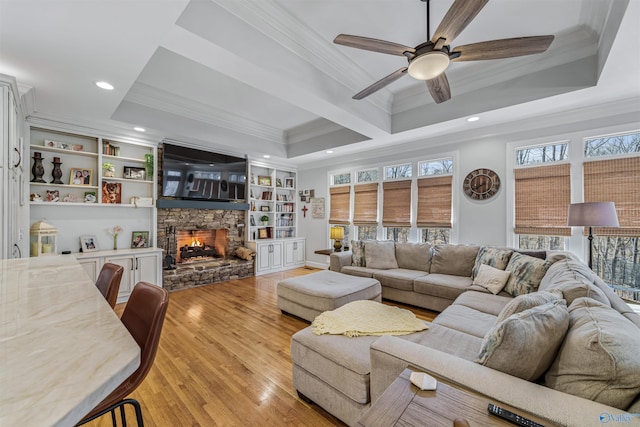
(463, 168, 500, 200)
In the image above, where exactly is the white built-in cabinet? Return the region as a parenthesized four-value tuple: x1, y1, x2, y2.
(0, 75, 27, 259)
(76, 248, 162, 303)
(246, 161, 305, 275)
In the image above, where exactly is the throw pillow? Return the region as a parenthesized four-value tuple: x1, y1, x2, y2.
(472, 264, 511, 295)
(351, 240, 367, 267)
(472, 246, 513, 279)
(496, 290, 563, 323)
(503, 253, 552, 297)
(545, 297, 640, 410)
(430, 244, 480, 277)
(476, 299, 569, 381)
(364, 241, 398, 270)
(539, 259, 611, 306)
(395, 242, 431, 272)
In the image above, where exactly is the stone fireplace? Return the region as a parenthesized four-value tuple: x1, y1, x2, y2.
(157, 208, 253, 291)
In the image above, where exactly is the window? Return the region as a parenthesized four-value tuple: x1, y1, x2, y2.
(418, 158, 453, 176)
(585, 131, 640, 158)
(384, 163, 412, 179)
(357, 168, 379, 183)
(385, 227, 410, 243)
(382, 180, 412, 227)
(516, 142, 568, 165)
(417, 176, 452, 228)
(332, 172, 351, 185)
(357, 225, 377, 240)
(518, 235, 564, 250)
(421, 228, 450, 245)
(353, 183, 378, 226)
(329, 185, 350, 225)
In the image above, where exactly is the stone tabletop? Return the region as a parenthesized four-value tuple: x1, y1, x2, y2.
(0, 255, 140, 426)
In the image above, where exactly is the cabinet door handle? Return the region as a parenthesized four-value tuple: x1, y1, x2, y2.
(13, 243, 21, 259)
(13, 147, 21, 168)
(135, 258, 139, 270)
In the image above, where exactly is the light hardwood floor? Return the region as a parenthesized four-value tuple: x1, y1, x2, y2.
(87, 268, 437, 427)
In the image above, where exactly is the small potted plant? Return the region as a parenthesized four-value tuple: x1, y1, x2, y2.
(260, 215, 269, 226)
(102, 162, 115, 177)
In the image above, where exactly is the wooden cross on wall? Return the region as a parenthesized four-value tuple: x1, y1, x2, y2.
(301, 205, 308, 218)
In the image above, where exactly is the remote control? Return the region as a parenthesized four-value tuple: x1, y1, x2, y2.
(488, 403, 545, 427)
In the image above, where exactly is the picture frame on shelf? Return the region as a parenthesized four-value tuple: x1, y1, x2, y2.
(258, 175, 272, 186)
(260, 205, 270, 212)
(285, 177, 295, 188)
(80, 235, 99, 252)
(46, 189, 60, 202)
(124, 166, 146, 180)
(131, 231, 149, 248)
(258, 228, 268, 239)
(276, 178, 282, 187)
(84, 191, 97, 203)
(69, 168, 93, 186)
(102, 182, 122, 204)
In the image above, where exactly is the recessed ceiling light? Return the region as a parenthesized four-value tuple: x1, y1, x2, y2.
(263, 155, 270, 158)
(467, 116, 480, 122)
(95, 81, 114, 90)
(326, 150, 334, 154)
(134, 127, 146, 132)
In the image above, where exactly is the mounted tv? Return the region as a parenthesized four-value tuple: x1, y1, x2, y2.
(162, 143, 247, 202)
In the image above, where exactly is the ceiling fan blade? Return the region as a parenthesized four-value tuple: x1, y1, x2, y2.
(426, 73, 451, 104)
(353, 68, 408, 100)
(432, 0, 489, 44)
(334, 34, 415, 56)
(451, 35, 555, 61)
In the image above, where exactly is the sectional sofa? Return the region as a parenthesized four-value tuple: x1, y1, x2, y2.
(291, 241, 640, 426)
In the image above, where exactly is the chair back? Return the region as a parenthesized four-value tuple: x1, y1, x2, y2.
(95, 263, 124, 308)
(82, 282, 169, 420)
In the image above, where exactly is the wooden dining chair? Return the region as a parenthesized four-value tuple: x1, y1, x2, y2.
(95, 263, 124, 308)
(76, 282, 169, 427)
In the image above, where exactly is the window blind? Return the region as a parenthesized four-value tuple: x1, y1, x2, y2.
(353, 183, 378, 225)
(329, 186, 350, 225)
(584, 156, 640, 236)
(514, 163, 571, 236)
(382, 180, 411, 227)
(416, 175, 452, 228)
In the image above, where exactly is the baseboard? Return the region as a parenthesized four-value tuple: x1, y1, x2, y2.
(305, 261, 328, 270)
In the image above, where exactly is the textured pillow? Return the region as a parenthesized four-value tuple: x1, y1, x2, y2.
(504, 253, 552, 296)
(539, 258, 611, 306)
(496, 290, 563, 323)
(545, 297, 640, 409)
(476, 299, 569, 381)
(472, 246, 513, 279)
(351, 240, 367, 267)
(364, 241, 398, 270)
(430, 244, 480, 277)
(472, 264, 511, 295)
(395, 242, 431, 272)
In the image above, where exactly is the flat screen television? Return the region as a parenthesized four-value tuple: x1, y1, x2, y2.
(162, 143, 247, 202)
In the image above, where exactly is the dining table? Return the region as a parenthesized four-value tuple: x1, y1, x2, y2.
(0, 255, 140, 426)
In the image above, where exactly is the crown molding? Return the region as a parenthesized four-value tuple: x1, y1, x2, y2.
(124, 82, 283, 143)
(285, 118, 345, 145)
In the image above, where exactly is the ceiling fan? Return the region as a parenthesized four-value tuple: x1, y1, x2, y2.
(334, 0, 554, 104)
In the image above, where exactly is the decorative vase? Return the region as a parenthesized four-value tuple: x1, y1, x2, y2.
(51, 157, 63, 184)
(31, 153, 46, 183)
(113, 235, 118, 250)
(103, 168, 115, 177)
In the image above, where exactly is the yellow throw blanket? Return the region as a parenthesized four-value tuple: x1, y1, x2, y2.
(312, 300, 429, 337)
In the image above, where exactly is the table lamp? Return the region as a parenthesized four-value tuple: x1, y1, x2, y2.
(567, 202, 619, 269)
(330, 226, 345, 252)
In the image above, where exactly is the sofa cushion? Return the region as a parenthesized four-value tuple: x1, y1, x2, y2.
(453, 291, 514, 317)
(395, 242, 431, 272)
(504, 253, 552, 296)
(539, 258, 610, 306)
(545, 297, 640, 410)
(432, 304, 499, 339)
(476, 299, 569, 381)
(373, 269, 429, 291)
(472, 246, 513, 279)
(496, 290, 563, 323)
(351, 240, 367, 267)
(430, 244, 479, 277)
(413, 274, 472, 300)
(341, 266, 380, 278)
(364, 241, 398, 270)
(416, 323, 484, 361)
(472, 264, 511, 295)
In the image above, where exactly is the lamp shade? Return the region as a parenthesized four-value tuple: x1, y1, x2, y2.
(567, 202, 619, 227)
(330, 226, 345, 240)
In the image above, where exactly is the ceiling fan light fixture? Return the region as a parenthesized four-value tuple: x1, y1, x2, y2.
(407, 51, 450, 80)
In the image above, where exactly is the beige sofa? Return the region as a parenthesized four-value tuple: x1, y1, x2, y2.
(292, 243, 640, 426)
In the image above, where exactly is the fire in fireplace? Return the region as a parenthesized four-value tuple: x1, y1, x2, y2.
(176, 229, 228, 264)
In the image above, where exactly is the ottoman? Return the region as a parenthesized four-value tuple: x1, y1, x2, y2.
(277, 270, 381, 322)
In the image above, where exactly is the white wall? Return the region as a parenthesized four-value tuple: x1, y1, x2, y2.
(297, 168, 329, 268)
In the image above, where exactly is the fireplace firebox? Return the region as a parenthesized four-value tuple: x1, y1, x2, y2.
(176, 229, 228, 264)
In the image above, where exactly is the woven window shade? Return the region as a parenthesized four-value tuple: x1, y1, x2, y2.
(382, 180, 412, 227)
(584, 156, 640, 236)
(353, 183, 378, 225)
(329, 186, 351, 225)
(417, 176, 452, 228)
(514, 163, 571, 236)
